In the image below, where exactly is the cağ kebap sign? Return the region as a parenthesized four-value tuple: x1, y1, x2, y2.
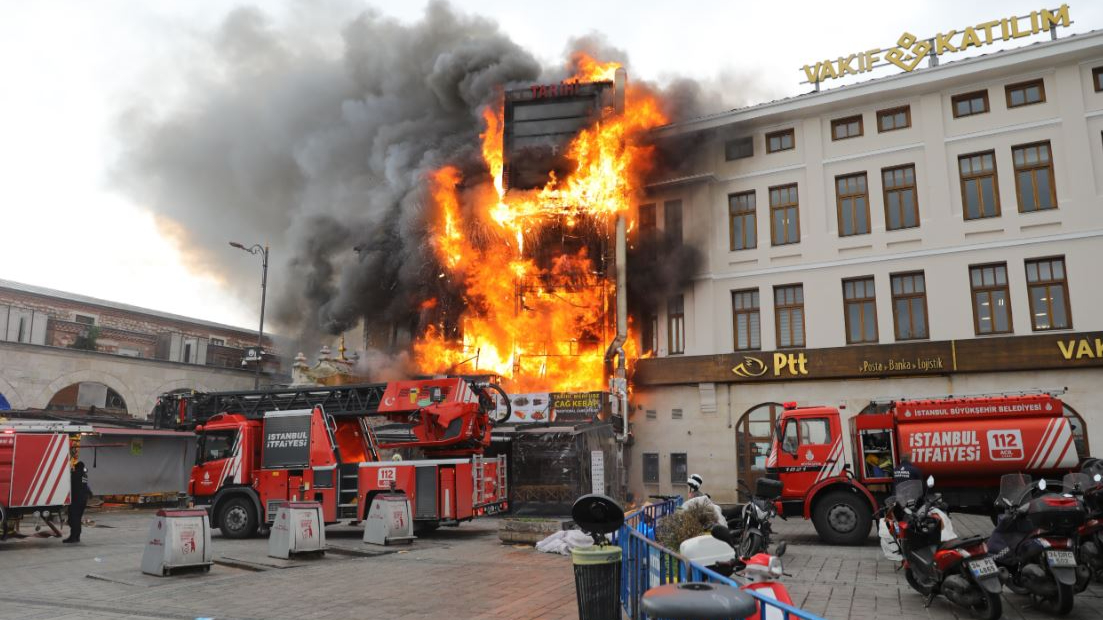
(801, 4, 1073, 84)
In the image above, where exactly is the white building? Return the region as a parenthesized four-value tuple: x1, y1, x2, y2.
(630, 29, 1103, 505)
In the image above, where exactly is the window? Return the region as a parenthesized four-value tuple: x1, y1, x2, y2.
(891, 272, 928, 340)
(831, 115, 863, 140)
(774, 284, 805, 348)
(835, 173, 870, 236)
(641, 312, 658, 355)
(670, 453, 688, 484)
(959, 151, 1001, 219)
(196, 430, 237, 464)
(843, 277, 878, 344)
(1006, 79, 1045, 108)
(646, 409, 657, 420)
(1094, 67, 1103, 92)
(877, 106, 911, 132)
(781, 418, 832, 452)
(1013, 141, 1057, 212)
(725, 136, 754, 160)
(17, 316, 28, 343)
(667, 295, 685, 355)
(183, 343, 193, 364)
(732, 289, 760, 351)
(882, 164, 920, 230)
(952, 90, 989, 118)
(766, 128, 794, 153)
(769, 184, 800, 245)
(643, 453, 659, 484)
(210, 337, 225, 347)
(728, 191, 756, 250)
(664, 200, 683, 246)
(1025, 257, 1071, 331)
(74, 314, 95, 325)
(639, 203, 656, 240)
(672, 408, 683, 420)
(970, 263, 1013, 335)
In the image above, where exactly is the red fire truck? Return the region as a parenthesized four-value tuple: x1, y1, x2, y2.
(766, 392, 1088, 544)
(1, 420, 92, 539)
(154, 377, 511, 538)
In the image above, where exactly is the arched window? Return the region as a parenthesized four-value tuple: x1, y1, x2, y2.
(1063, 402, 1089, 461)
(47, 382, 127, 414)
(735, 402, 783, 499)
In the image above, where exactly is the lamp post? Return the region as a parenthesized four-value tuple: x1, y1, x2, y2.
(230, 241, 269, 389)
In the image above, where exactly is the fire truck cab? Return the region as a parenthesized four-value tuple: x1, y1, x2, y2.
(767, 392, 1087, 545)
(161, 377, 511, 538)
(1, 420, 92, 539)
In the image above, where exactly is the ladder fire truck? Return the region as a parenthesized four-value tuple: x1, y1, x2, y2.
(1, 419, 92, 539)
(153, 377, 511, 538)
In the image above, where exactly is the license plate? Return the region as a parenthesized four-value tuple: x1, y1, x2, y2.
(1046, 550, 1076, 567)
(969, 558, 998, 578)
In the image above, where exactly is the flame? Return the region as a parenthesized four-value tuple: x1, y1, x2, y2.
(570, 52, 622, 82)
(415, 56, 665, 393)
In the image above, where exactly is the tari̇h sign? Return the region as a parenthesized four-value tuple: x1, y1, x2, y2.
(802, 4, 1072, 84)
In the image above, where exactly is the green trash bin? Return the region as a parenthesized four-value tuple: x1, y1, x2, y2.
(571, 544, 622, 620)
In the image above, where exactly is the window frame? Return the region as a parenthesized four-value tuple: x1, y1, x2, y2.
(890, 271, 929, 341)
(1005, 78, 1046, 109)
(774, 284, 806, 349)
(969, 263, 1014, 335)
(1093, 67, 1103, 93)
(835, 172, 871, 237)
(732, 288, 761, 351)
(768, 183, 800, 246)
(843, 276, 879, 344)
(882, 164, 920, 230)
(877, 105, 911, 132)
(1012, 141, 1057, 212)
(830, 115, 864, 141)
(951, 90, 990, 118)
(74, 314, 96, 326)
(728, 191, 757, 251)
(725, 136, 754, 161)
(958, 150, 1002, 220)
(641, 312, 658, 356)
(642, 453, 660, 484)
(638, 203, 656, 240)
(664, 200, 683, 246)
(765, 128, 795, 154)
(670, 453, 688, 485)
(1025, 256, 1072, 331)
(667, 295, 685, 355)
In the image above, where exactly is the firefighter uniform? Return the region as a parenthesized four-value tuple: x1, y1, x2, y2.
(64, 462, 91, 543)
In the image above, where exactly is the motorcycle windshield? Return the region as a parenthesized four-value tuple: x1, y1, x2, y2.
(997, 473, 1031, 507)
(1061, 472, 1092, 494)
(896, 480, 923, 506)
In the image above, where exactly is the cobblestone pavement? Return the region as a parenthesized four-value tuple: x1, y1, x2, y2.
(773, 512, 1103, 620)
(0, 509, 577, 620)
(2, 509, 1102, 619)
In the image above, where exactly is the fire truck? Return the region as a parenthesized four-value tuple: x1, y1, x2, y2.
(765, 392, 1088, 545)
(154, 377, 511, 538)
(1, 420, 92, 539)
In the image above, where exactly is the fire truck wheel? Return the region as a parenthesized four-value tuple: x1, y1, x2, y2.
(812, 491, 872, 546)
(218, 497, 258, 539)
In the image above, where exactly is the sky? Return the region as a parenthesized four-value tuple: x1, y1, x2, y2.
(1, 0, 1098, 333)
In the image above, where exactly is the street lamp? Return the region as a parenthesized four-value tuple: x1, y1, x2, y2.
(230, 241, 269, 389)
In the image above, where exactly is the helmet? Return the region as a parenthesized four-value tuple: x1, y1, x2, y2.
(687, 474, 703, 491)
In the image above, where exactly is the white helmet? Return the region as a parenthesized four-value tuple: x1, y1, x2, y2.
(687, 473, 703, 491)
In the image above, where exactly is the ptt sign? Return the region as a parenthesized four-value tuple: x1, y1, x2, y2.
(732, 353, 809, 379)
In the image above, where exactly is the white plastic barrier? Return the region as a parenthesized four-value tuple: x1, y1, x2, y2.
(141, 509, 213, 576)
(268, 501, 326, 559)
(363, 494, 416, 546)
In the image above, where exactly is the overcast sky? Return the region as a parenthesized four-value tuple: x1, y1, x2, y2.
(2, 0, 1097, 332)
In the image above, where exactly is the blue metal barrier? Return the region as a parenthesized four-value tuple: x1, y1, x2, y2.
(616, 499, 827, 620)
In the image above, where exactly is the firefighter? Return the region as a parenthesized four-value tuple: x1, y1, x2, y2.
(892, 453, 923, 493)
(64, 461, 91, 544)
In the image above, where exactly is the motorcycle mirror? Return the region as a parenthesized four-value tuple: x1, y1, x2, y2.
(710, 524, 732, 543)
(1038, 478, 1047, 491)
(775, 541, 787, 558)
(926, 475, 935, 487)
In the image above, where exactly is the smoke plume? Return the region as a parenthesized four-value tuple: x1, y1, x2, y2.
(113, 1, 737, 357)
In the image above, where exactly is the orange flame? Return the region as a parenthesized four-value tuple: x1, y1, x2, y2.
(570, 52, 622, 82)
(415, 55, 665, 393)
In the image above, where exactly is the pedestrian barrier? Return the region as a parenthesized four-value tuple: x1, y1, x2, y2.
(616, 499, 826, 620)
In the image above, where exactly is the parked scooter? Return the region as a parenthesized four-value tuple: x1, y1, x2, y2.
(732, 478, 784, 558)
(1063, 470, 1103, 581)
(987, 473, 1088, 615)
(885, 476, 1003, 620)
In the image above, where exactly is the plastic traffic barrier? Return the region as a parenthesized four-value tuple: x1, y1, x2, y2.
(268, 501, 326, 559)
(140, 509, 213, 576)
(363, 494, 415, 546)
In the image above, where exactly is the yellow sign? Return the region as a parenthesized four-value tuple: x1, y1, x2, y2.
(1058, 336, 1103, 359)
(802, 5, 1072, 83)
(732, 353, 808, 378)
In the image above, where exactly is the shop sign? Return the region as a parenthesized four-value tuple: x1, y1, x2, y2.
(801, 4, 1072, 84)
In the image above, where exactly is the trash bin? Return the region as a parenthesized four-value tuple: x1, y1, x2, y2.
(571, 544, 622, 620)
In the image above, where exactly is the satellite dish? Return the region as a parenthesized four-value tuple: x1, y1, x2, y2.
(571, 494, 625, 542)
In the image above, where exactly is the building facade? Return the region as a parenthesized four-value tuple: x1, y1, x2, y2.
(630, 32, 1103, 505)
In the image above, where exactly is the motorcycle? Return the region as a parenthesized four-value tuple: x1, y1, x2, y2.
(987, 473, 1088, 615)
(885, 476, 1003, 620)
(679, 478, 784, 573)
(1059, 471, 1103, 584)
